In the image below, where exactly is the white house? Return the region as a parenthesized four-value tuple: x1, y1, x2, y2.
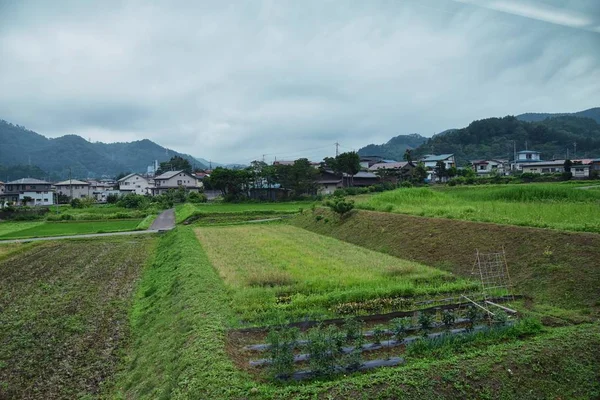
(118, 173, 150, 195)
(521, 161, 564, 174)
(421, 154, 455, 169)
(1, 178, 54, 206)
(54, 179, 92, 200)
(471, 159, 509, 176)
(512, 150, 542, 172)
(150, 170, 201, 195)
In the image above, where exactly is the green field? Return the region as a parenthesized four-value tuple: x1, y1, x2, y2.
(0, 219, 143, 239)
(195, 225, 474, 325)
(0, 237, 155, 399)
(358, 184, 600, 232)
(175, 202, 311, 223)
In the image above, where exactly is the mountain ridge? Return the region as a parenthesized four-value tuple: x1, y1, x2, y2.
(0, 119, 207, 179)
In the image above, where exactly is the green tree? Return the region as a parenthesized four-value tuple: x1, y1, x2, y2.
(275, 158, 319, 197)
(156, 156, 192, 175)
(207, 167, 252, 201)
(434, 160, 447, 183)
(403, 148, 413, 162)
(412, 162, 427, 183)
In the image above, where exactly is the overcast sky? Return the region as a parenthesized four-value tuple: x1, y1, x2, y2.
(1, 0, 599, 164)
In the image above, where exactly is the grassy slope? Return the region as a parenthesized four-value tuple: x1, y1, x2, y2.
(0, 219, 143, 239)
(292, 210, 600, 319)
(111, 227, 600, 399)
(196, 224, 472, 325)
(358, 185, 600, 233)
(0, 237, 155, 399)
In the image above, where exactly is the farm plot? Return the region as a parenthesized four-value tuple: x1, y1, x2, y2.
(0, 221, 44, 237)
(358, 184, 600, 233)
(195, 224, 475, 326)
(0, 219, 143, 239)
(176, 202, 310, 223)
(0, 236, 155, 399)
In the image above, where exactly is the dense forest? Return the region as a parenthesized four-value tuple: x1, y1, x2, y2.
(0, 120, 206, 179)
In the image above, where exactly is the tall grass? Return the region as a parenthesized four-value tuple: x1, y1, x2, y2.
(359, 184, 600, 233)
(195, 225, 475, 325)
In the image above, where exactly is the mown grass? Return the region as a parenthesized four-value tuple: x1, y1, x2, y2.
(0, 219, 143, 239)
(195, 225, 475, 325)
(358, 184, 600, 233)
(0, 237, 155, 399)
(175, 202, 311, 224)
(110, 227, 600, 399)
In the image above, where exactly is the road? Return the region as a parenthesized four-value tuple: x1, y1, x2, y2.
(0, 209, 176, 245)
(149, 208, 176, 230)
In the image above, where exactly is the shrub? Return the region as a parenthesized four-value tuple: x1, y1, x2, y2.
(187, 191, 207, 204)
(306, 325, 340, 377)
(418, 312, 434, 336)
(70, 198, 83, 208)
(400, 181, 413, 188)
(372, 324, 387, 345)
(117, 193, 150, 209)
(390, 317, 410, 342)
(441, 310, 456, 330)
(325, 196, 355, 217)
(106, 193, 120, 204)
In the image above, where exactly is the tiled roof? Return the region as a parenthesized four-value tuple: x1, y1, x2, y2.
(369, 162, 411, 170)
(154, 170, 186, 180)
(54, 179, 90, 186)
(6, 178, 50, 185)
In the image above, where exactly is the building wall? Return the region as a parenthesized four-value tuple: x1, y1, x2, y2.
(155, 172, 198, 188)
(55, 185, 91, 199)
(119, 175, 149, 195)
(19, 191, 54, 206)
(319, 182, 342, 195)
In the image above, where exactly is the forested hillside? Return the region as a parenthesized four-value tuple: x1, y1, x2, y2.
(0, 120, 206, 179)
(413, 116, 600, 165)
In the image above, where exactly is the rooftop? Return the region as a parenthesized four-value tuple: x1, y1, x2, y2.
(54, 179, 90, 186)
(422, 154, 454, 162)
(6, 178, 51, 185)
(154, 170, 189, 180)
(517, 150, 540, 154)
(369, 162, 412, 170)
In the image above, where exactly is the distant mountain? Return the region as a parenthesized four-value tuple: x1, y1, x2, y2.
(358, 134, 427, 160)
(0, 120, 207, 179)
(412, 115, 600, 165)
(517, 107, 600, 124)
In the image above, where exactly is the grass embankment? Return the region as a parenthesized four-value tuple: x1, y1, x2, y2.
(175, 202, 311, 224)
(135, 214, 158, 230)
(293, 209, 600, 320)
(0, 219, 143, 239)
(111, 227, 600, 399)
(0, 237, 155, 399)
(358, 184, 600, 233)
(196, 225, 473, 325)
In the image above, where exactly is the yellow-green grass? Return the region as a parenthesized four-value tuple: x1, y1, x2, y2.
(358, 184, 600, 233)
(195, 224, 474, 325)
(0, 219, 142, 239)
(176, 202, 311, 223)
(111, 227, 600, 399)
(47, 204, 150, 221)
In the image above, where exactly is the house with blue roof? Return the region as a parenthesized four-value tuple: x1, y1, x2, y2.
(421, 154, 455, 169)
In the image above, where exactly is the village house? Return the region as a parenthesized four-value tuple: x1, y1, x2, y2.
(520, 159, 593, 178)
(512, 150, 542, 172)
(421, 154, 455, 169)
(54, 179, 92, 200)
(317, 170, 343, 194)
(1, 178, 54, 206)
(118, 173, 150, 195)
(150, 170, 201, 195)
(87, 180, 118, 203)
(369, 161, 415, 183)
(471, 159, 509, 176)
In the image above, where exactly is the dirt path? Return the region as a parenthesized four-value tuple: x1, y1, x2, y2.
(149, 208, 176, 230)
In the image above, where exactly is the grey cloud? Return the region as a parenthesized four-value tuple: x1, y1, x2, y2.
(0, 0, 599, 164)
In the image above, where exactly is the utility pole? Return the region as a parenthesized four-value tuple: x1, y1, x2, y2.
(335, 142, 339, 157)
(69, 167, 73, 201)
(513, 140, 517, 163)
(573, 142, 577, 159)
(262, 154, 265, 163)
